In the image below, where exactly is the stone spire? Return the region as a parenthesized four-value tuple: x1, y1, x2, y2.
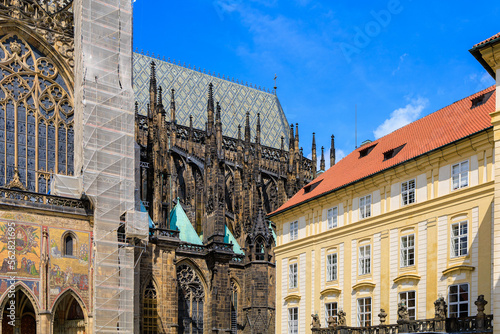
(289, 124, 295, 151)
(330, 135, 336, 166)
(320, 146, 325, 171)
(149, 61, 157, 109)
(170, 88, 176, 122)
(311, 132, 317, 179)
(207, 83, 214, 135)
(294, 123, 299, 149)
(244, 111, 251, 143)
(157, 86, 163, 110)
(256, 113, 261, 146)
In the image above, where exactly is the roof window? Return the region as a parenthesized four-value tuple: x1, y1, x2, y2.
(383, 144, 406, 161)
(303, 180, 322, 194)
(471, 91, 493, 108)
(359, 143, 377, 158)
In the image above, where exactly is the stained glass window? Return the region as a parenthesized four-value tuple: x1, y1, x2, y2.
(0, 34, 74, 192)
(143, 280, 158, 334)
(178, 264, 204, 334)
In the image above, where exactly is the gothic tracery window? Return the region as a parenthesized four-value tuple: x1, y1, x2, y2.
(177, 264, 204, 334)
(143, 280, 158, 334)
(231, 280, 238, 334)
(0, 34, 74, 192)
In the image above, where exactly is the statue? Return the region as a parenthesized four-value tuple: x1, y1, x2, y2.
(475, 295, 487, 316)
(327, 314, 337, 328)
(379, 308, 388, 324)
(397, 303, 409, 323)
(338, 309, 346, 326)
(434, 297, 447, 319)
(311, 314, 321, 329)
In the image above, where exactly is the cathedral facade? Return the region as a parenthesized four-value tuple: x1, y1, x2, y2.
(134, 61, 318, 333)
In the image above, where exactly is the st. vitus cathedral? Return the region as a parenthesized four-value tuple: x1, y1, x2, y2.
(134, 61, 331, 333)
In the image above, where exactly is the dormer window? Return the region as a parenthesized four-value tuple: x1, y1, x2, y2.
(383, 144, 406, 161)
(471, 91, 493, 108)
(359, 144, 377, 158)
(304, 180, 322, 194)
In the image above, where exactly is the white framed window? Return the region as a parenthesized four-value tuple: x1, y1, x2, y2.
(290, 221, 298, 241)
(448, 283, 469, 318)
(451, 221, 468, 257)
(401, 179, 416, 206)
(326, 253, 337, 281)
(357, 297, 372, 326)
(325, 302, 338, 325)
(288, 307, 298, 334)
(327, 207, 338, 229)
(400, 234, 415, 267)
(452, 160, 469, 190)
(358, 244, 371, 275)
(289, 263, 298, 289)
(399, 291, 416, 320)
(359, 195, 371, 219)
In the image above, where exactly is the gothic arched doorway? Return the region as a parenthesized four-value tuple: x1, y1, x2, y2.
(52, 291, 86, 334)
(1, 287, 37, 334)
(177, 264, 205, 334)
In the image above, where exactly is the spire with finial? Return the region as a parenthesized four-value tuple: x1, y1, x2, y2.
(134, 101, 138, 115)
(273, 74, 277, 95)
(238, 125, 242, 141)
(289, 124, 295, 150)
(157, 86, 163, 109)
(320, 146, 325, 171)
(244, 111, 251, 143)
(295, 123, 299, 149)
(149, 61, 157, 109)
(280, 136, 284, 152)
(216, 102, 223, 154)
(207, 83, 214, 134)
(330, 135, 336, 166)
(312, 132, 317, 179)
(170, 88, 176, 122)
(256, 113, 261, 145)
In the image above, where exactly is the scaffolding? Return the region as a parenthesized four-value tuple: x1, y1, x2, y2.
(73, 0, 147, 332)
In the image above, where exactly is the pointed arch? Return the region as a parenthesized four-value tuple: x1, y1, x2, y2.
(51, 288, 88, 334)
(0, 281, 40, 314)
(176, 261, 206, 334)
(175, 258, 208, 293)
(0, 283, 40, 333)
(142, 276, 159, 334)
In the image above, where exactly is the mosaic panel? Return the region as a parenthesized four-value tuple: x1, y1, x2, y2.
(133, 53, 290, 149)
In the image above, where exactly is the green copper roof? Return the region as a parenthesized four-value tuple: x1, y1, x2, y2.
(269, 222, 277, 245)
(169, 201, 203, 245)
(133, 53, 290, 149)
(225, 225, 244, 255)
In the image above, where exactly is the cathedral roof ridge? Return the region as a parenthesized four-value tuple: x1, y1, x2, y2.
(134, 49, 276, 95)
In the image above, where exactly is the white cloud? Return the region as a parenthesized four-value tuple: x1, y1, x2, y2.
(373, 97, 428, 139)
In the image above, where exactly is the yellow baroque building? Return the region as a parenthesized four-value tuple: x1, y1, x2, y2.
(269, 33, 500, 333)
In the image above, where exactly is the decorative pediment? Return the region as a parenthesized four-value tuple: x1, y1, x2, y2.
(284, 293, 301, 303)
(320, 287, 341, 297)
(442, 265, 475, 276)
(393, 273, 421, 285)
(352, 281, 376, 291)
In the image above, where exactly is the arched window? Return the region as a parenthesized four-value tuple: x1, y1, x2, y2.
(64, 234, 73, 256)
(177, 264, 204, 334)
(231, 280, 238, 334)
(255, 237, 265, 261)
(0, 34, 74, 192)
(143, 280, 158, 334)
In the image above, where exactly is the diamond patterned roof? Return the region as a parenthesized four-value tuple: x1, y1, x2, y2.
(133, 53, 290, 149)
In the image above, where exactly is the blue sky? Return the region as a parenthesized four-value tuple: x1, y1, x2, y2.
(133, 0, 498, 169)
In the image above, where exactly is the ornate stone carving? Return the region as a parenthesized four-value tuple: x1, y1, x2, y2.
(397, 303, 409, 322)
(378, 308, 387, 324)
(434, 297, 447, 319)
(206, 187, 214, 214)
(337, 309, 346, 326)
(311, 314, 321, 329)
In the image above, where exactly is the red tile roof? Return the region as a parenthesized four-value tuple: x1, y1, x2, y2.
(473, 32, 500, 48)
(269, 86, 496, 217)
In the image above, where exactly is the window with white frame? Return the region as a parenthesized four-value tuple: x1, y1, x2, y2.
(359, 244, 371, 275)
(359, 195, 371, 219)
(325, 302, 338, 325)
(452, 161, 469, 190)
(327, 207, 338, 229)
(401, 179, 416, 206)
(289, 263, 298, 289)
(400, 234, 415, 267)
(451, 221, 468, 257)
(290, 221, 298, 241)
(288, 307, 298, 334)
(448, 283, 469, 318)
(326, 253, 337, 282)
(399, 291, 416, 320)
(357, 297, 372, 326)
